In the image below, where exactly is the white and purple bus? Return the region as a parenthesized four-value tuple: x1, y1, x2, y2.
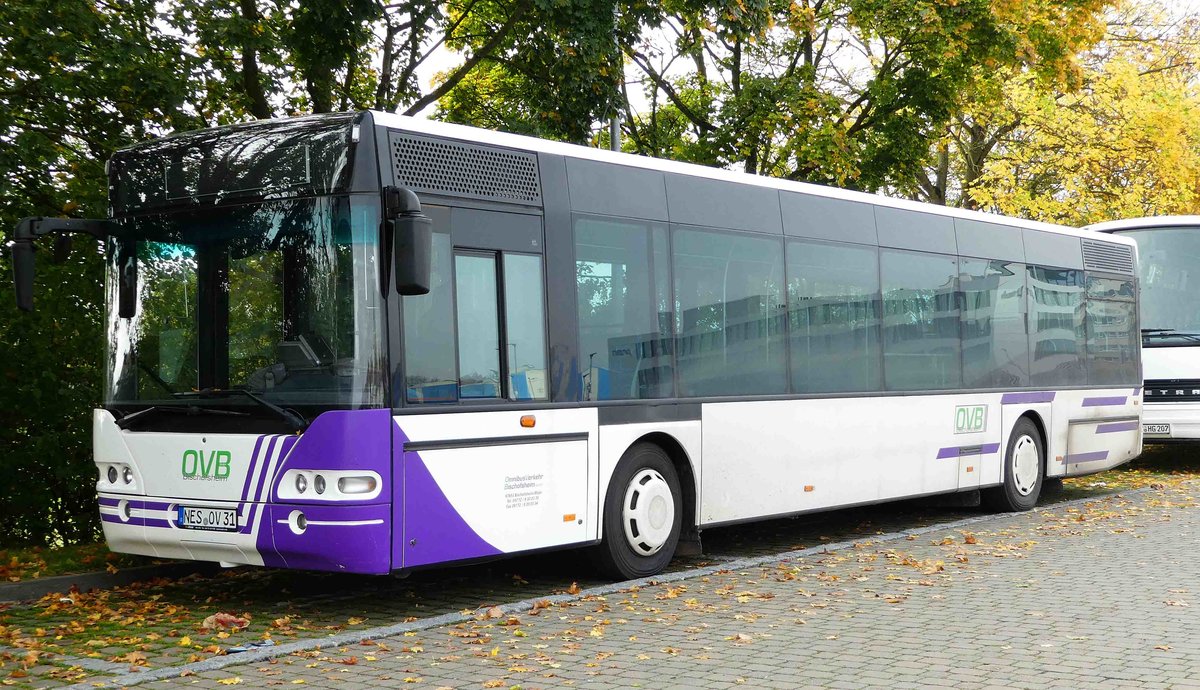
(12, 113, 1142, 579)
(1090, 217, 1200, 442)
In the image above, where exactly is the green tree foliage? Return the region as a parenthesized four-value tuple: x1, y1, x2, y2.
(917, 0, 1200, 223)
(0, 0, 197, 545)
(0, 0, 641, 546)
(620, 0, 1108, 191)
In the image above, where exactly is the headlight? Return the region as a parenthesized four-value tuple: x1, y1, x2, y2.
(107, 466, 118, 484)
(123, 466, 133, 484)
(314, 475, 326, 495)
(338, 476, 378, 494)
(295, 473, 308, 494)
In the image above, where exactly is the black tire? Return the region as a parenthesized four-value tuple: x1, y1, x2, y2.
(983, 417, 1044, 512)
(591, 443, 682, 580)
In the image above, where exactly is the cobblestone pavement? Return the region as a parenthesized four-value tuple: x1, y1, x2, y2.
(142, 479, 1200, 690)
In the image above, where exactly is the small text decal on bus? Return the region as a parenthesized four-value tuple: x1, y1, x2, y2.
(182, 450, 232, 480)
(954, 406, 987, 434)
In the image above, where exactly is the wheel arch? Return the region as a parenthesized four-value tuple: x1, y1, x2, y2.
(630, 431, 699, 534)
(1018, 410, 1049, 461)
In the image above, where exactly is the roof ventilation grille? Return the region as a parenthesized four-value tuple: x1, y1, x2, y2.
(1082, 239, 1135, 274)
(390, 133, 541, 204)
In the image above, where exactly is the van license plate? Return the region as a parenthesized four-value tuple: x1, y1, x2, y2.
(1144, 424, 1170, 435)
(176, 507, 239, 532)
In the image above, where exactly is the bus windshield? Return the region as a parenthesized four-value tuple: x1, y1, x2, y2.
(1113, 227, 1200, 341)
(105, 195, 385, 422)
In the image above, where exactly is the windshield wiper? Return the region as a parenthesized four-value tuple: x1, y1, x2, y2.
(172, 388, 307, 431)
(116, 405, 251, 430)
(1142, 328, 1200, 343)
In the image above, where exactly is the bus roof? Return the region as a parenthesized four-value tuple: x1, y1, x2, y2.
(1088, 216, 1200, 233)
(371, 112, 1135, 250)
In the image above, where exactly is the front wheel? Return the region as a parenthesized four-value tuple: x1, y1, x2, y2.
(591, 443, 682, 580)
(983, 417, 1044, 512)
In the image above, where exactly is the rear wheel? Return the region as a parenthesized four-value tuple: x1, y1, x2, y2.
(592, 443, 682, 580)
(984, 417, 1043, 512)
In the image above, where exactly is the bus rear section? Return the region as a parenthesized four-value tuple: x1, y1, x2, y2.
(1090, 217, 1200, 441)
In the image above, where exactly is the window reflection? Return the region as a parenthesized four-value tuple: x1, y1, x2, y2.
(1028, 266, 1086, 386)
(454, 254, 502, 399)
(673, 228, 786, 396)
(881, 250, 961, 391)
(106, 196, 384, 410)
(787, 240, 881, 393)
(503, 254, 548, 401)
(960, 259, 1029, 388)
(574, 216, 673, 400)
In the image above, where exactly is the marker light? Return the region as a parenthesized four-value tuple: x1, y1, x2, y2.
(107, 466, 118, 483)
(123, 467, 133, 484)
(338, 476, 378, 494)
(295, 473, 308, 494)
(314, 475, 326, 495)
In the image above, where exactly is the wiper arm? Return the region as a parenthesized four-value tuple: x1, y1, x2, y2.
(116, 405, 251, 430)
(1142, 328, 1200, 343)
(173, 388, 307, 431)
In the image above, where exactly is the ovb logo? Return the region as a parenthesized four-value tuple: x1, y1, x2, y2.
(181, 449, 232, 480)
(954, 405, 987, 434)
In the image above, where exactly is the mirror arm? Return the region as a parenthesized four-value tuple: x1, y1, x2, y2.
(14, 216, 116, 242)
(11, 216, 119, 313)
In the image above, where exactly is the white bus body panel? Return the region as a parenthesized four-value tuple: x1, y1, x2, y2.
(1141, 345, 1200, 440)
(698, 389, 1140, 525)
(93, 410, 272, 566)
(393, 408, 598, 567)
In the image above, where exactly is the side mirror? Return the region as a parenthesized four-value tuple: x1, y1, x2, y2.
(12, 240, 35, 312)
(11, 216, 117, 312)
(392, 215, 432, 296)
(384, 186, 432, 296)
(116, 238, 138, 319)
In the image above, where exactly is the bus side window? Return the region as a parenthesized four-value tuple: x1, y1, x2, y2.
(401, 213, 457, 404)
(1028, 266, 1087, 386)
(574, 216, 673, 401)
(502, 253, 548, 401)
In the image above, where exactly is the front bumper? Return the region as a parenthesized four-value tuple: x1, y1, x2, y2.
(99, 495, 391, 574)
(1142, 402, 1200, 442)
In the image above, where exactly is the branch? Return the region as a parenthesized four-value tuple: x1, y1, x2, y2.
(628, 49, 715, 133)
(402, 0, 531, 115)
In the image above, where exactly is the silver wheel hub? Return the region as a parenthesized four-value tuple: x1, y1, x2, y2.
(621, 468, 674, 555)
(1012, 434, 1040, 496)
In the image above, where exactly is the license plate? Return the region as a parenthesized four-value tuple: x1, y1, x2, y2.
(176, 506, 239, 532)
(1144, 424, 1171, 435)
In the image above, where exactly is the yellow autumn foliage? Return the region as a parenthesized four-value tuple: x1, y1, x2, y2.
(970, 1, 1200, 225)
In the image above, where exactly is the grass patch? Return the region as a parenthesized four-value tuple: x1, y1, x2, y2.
(0, 543, 159, 582)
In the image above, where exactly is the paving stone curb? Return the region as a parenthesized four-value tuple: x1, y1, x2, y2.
(71, 487, 1154, 689)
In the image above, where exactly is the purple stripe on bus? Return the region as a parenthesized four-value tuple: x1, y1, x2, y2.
(99, 498, 172, 511)
(100, 514, 173, 529)
(1096, 421, 1139, 434)
(240, 435, 267, 500)
(1083, 396, 1127, 407)
(246, 435, 291, 530)
(1001, 392, 1056, 404)
(936, 443, 1001, 459)
(402, 453, 502, 568)
(1133, 387, 1142, 396)
(1066, 451, 1109, 463)
(250, 436, 281, 503)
